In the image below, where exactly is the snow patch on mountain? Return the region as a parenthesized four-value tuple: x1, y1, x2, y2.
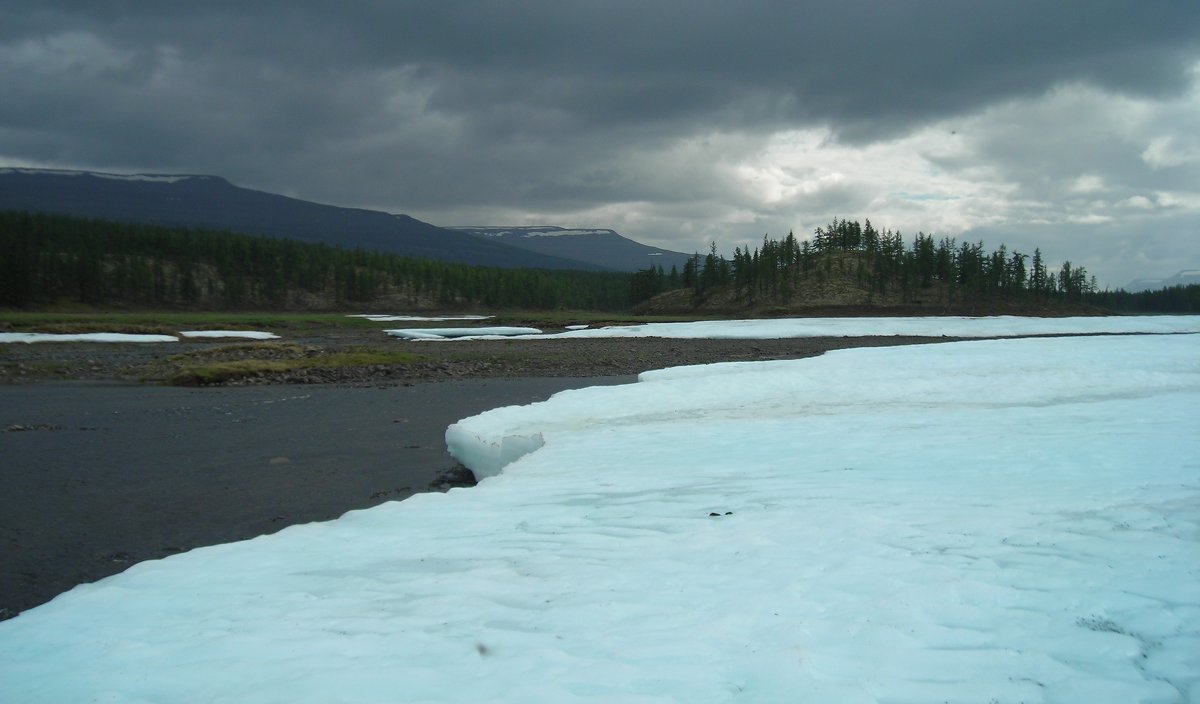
(523, 228, 613, 238)
(0, 167, 215, 184)
(1124, 268, 1200, 292)
(450, 226, 614, 238)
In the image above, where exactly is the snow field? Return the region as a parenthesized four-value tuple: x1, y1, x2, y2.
(0, 330, 279, 343)
(380, 314, 1200, 341)
(0, 332, 181, 343)
(177, 330, 281, 340)
(386, 326, 543, 340)
(538, 313, 1200, 339)
(348, 314, 493, 322)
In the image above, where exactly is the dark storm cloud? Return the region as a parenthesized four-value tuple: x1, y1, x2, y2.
(366, 1, 1198, 144)
(6, 1, 1197, 144)
(2, 1, 1199, 285)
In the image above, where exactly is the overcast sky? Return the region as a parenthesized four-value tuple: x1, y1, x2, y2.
(2, 1, 1198, 287)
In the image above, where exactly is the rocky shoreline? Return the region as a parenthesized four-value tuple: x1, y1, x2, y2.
(1, 327, 963, 386)
(1, 329, 966, 621)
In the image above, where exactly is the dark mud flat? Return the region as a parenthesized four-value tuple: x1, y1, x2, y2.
(0, 376, 632, 619)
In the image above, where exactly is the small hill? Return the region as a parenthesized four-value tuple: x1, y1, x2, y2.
(635, 249, 1107, 317)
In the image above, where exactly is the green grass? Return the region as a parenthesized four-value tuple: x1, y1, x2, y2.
(0, 309, 716, 333)
(168, 347, 424, 385)
(0, 359, 73, 377)
(0, 311, 389, 333)
(165, 341, 309, 361)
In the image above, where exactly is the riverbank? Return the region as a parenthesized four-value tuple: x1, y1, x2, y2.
(0, 377, 639, 619)
(0, 323, 959, 385)
(0, 332, 958, 620)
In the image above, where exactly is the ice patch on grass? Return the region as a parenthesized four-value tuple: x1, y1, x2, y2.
(178, 331, 280, 340)
(386, 326, 543, 339)
(349, 314, 493, 322)
(0, 332, 179, 344)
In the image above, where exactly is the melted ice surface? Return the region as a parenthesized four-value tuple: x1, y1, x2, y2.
(528, 314, 1200, 339)
(380, 314, 1200, 341)
(386, 326, 543, 339)
(0, 332, 180, 343)
(0, 331, 279, 343)
(178, 330, 280, 339)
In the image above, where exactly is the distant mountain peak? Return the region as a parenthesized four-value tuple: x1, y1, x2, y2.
(1124, 269, 1200, 292)
(450, 226, 617, 239)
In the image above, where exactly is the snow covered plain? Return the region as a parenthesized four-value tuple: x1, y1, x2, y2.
(1, 330, 1198, 702)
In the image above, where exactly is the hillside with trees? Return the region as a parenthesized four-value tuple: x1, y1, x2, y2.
(4, 211, 1195, 314)
(1087, 283, 1200, 313)
(0, 211, 631, 311)
(631, 218, 1197, 315)
(0, 168, 603, 271)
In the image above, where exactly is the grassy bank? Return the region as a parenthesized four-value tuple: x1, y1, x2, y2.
(0, 309, 715, 335)
(166, 342, 424, 385)
(0, 311, 386, 333)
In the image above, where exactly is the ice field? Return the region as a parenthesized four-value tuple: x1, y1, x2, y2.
(386, 314, 1200, 340)
(0, 327, 1197, 702)
(0, 330, 279, 343)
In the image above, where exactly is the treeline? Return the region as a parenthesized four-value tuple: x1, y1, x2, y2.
(634, 218, 1103, 308)
(0, 211, 633, 310)
(1088, 284, 1200, 313)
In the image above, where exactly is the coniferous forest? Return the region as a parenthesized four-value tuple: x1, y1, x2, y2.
(1, 210, 1195, 313)
(0, 211, 632, 310)
(632, 218, 1200, 314)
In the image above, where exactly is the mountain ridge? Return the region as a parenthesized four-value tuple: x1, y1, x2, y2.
(1124, 269, 1200, 292)
(0, 168, 606, 271)
(450, 225, 693, 272)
